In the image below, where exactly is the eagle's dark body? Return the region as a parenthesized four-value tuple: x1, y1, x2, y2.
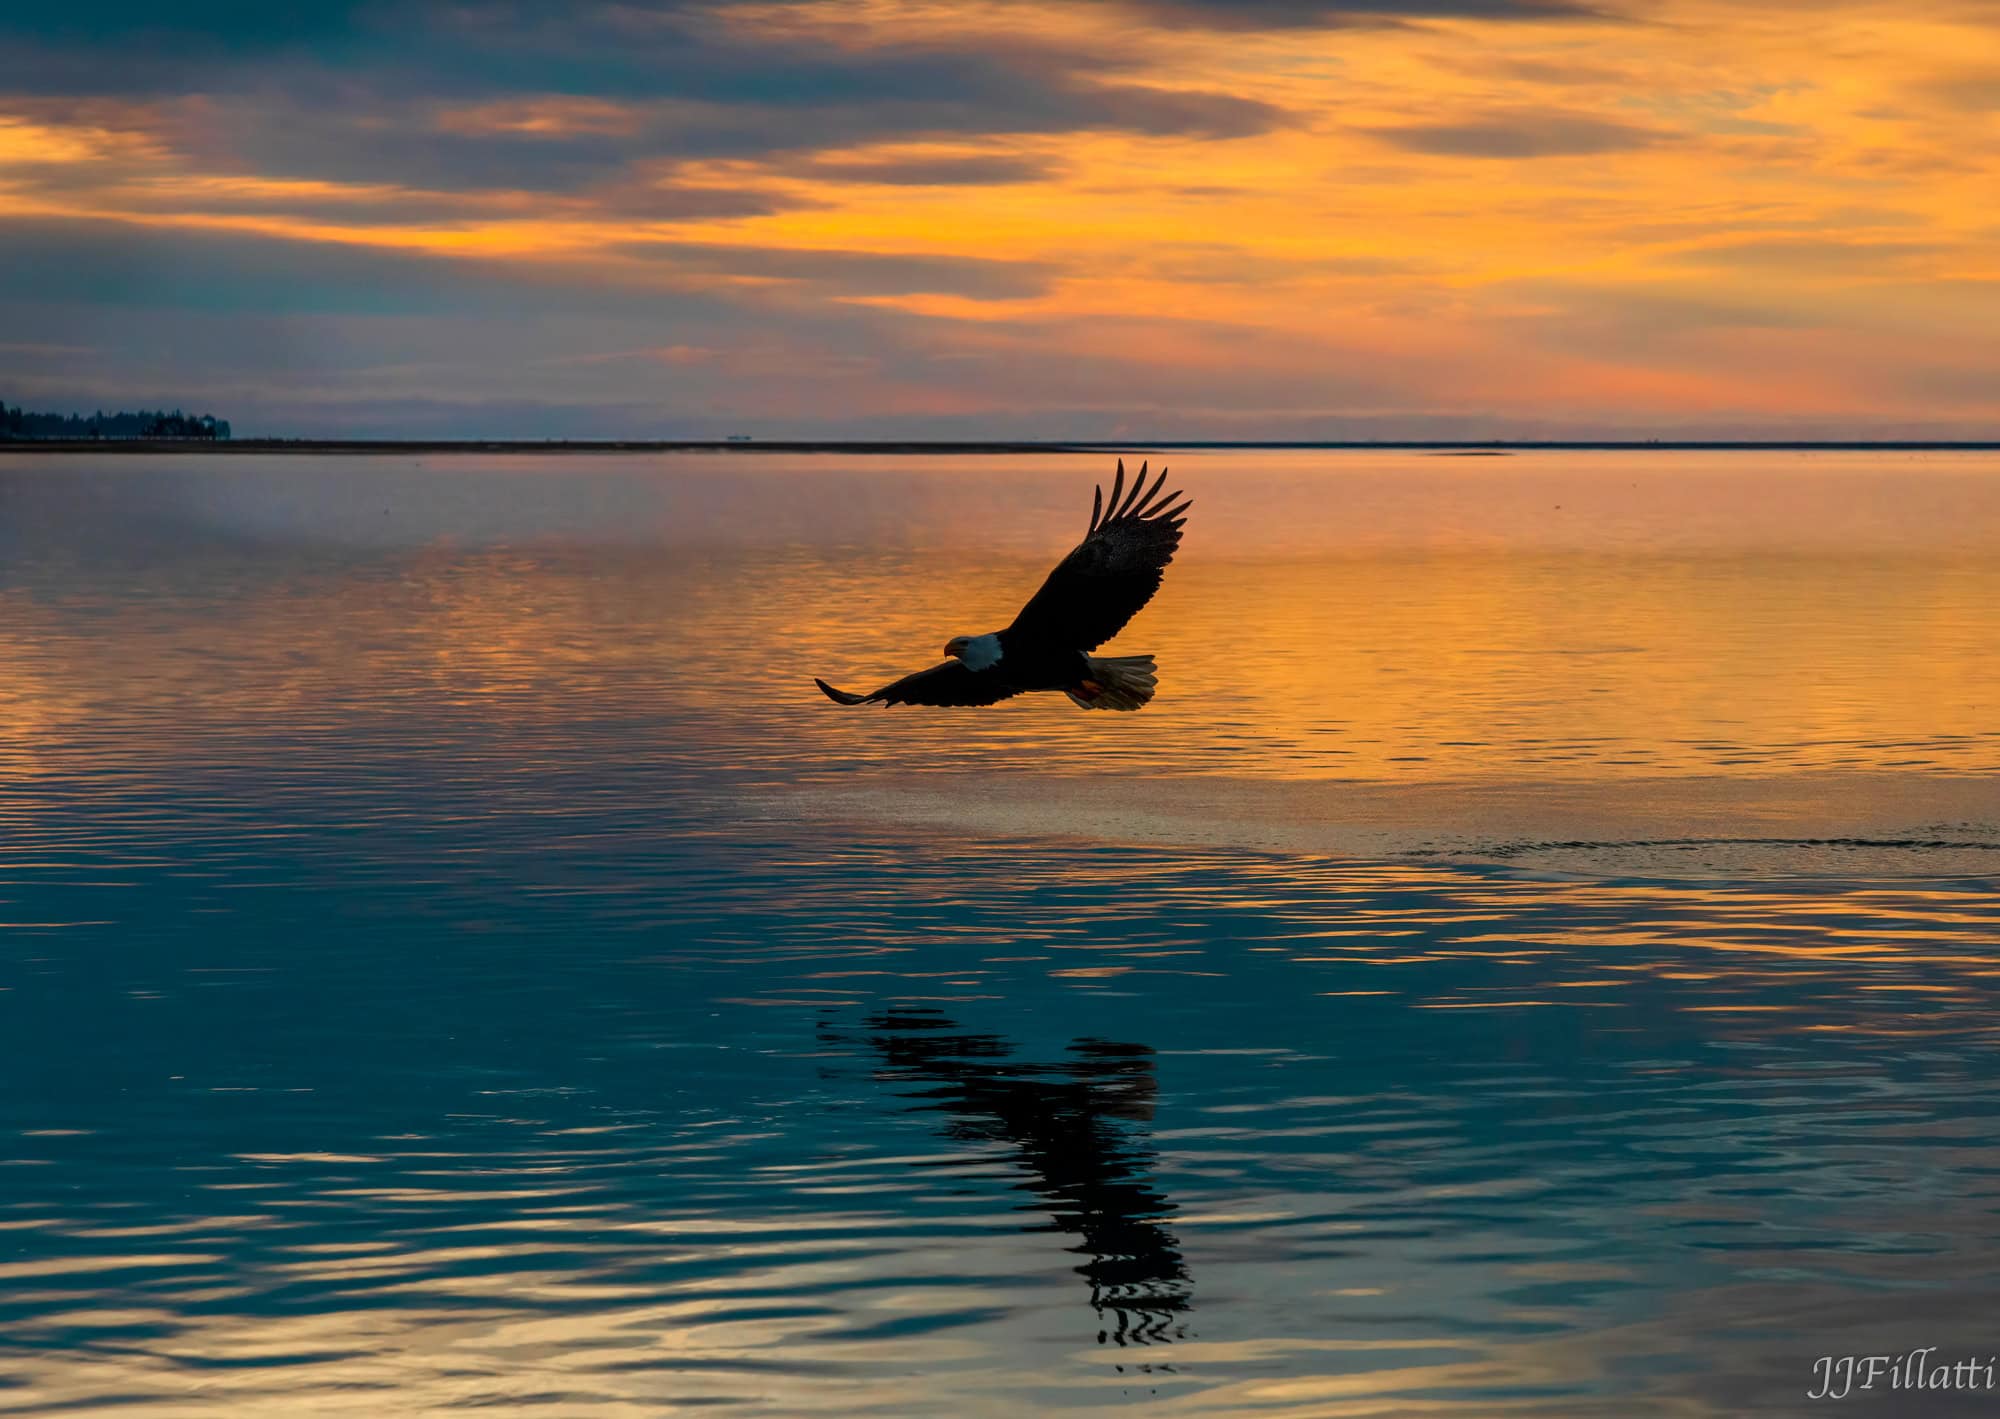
(814, 461, 1190, 712)
(943, 635, 1090, 700)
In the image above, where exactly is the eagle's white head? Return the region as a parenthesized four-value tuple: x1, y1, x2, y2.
(943, 633, 1003, 671)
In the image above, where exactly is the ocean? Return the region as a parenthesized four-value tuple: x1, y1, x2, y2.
(3, 448, 1999, 1415)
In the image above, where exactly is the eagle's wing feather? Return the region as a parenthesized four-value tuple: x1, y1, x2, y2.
(814, 661, 1021, 708)
(1006, 460, 1189, 652)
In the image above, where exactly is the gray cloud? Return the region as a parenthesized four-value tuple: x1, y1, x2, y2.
(0, 1, 1287, 176)
(1917, 69, 2000, 112)
(1129, 244, 1428, 284)
(0, 23, 1286, 206)
(0, 217, 732, 319)
(1365, 109, 1667, 156)
(1106, 0, 1605, 27)
(1664, 237, 1950, 273)
(795, 153, 1058, 186)
(427, 81, 1255, 186)
(18, 168, 802, 228)
(1490, 279, 1815, 368)
(617, 242, 1057, 300)
(594, 182, 815, 220)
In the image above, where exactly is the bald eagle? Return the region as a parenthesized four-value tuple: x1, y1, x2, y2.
(814, 460, 1190, 712)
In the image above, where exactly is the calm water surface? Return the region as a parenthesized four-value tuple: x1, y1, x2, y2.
(3, 451, 2000, 1416)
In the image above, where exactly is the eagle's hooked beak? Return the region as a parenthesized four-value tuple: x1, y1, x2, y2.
(943, 638, 965, 660)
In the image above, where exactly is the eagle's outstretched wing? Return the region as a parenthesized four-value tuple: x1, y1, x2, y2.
(1005, 461, 1190, 653)
(814, 661, 1022, 708)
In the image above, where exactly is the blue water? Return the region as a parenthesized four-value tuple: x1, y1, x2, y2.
(4, 451, 2000, 1415)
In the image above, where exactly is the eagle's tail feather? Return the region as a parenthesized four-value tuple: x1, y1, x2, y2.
(1067, 655, 1157, 712)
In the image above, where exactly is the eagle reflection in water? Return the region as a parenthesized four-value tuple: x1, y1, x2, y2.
(825, 1007, 1192, 1348)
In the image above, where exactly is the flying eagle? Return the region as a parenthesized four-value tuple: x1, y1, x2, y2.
(814, 460, 1190, 712)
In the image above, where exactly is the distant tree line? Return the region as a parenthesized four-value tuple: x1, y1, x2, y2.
(0, 399, 232, 440)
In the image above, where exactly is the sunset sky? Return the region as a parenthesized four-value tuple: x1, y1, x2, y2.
(1, 1, 1995, 438)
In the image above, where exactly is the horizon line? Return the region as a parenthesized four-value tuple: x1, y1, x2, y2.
(5, 437, 2000, 455)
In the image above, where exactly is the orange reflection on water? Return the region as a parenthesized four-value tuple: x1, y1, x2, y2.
(7, 450, 2000, 790)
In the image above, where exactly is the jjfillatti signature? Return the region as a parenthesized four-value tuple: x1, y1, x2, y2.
(1811, 1351, 1999, 1400)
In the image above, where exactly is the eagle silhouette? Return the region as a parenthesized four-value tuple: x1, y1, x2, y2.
(814, 461, 1190, 711)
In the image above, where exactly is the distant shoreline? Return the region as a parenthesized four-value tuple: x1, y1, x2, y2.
(2, 438, 1997, 456)
(0, 439, 1099, 456)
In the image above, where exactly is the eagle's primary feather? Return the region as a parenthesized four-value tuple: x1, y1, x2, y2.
(1006, 462, 1189, 653)
(814, 461, 1190, 711)
(814, 662, 1017, 708)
